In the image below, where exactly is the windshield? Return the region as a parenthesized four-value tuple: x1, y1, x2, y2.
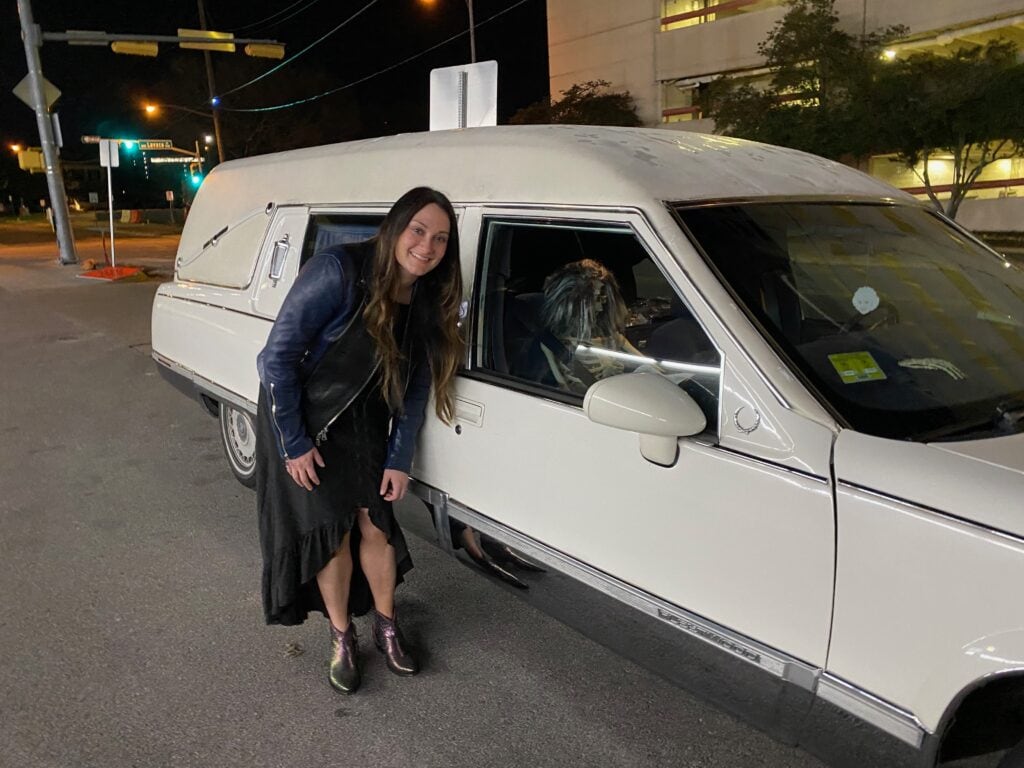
(676, 202, 1024, 441)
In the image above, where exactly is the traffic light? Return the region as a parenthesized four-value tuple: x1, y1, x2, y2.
(110, 41, 158, 57)
(120, 139, 138, 154)
(16, 147, 44, 173)
(187, 161, 203, 187)
(245, 43, 285, 59)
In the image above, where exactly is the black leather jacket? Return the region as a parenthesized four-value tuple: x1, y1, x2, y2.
(256, 244, 431, 472)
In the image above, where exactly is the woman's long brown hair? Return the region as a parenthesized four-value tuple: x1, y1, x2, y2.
(363, 187, 464, 423)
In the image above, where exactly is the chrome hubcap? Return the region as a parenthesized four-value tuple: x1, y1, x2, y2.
(228, 409, 256, 469)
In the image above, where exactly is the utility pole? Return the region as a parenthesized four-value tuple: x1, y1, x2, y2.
(466, 0, 476, 63)
(16, 0, 77, 265)
(197, 0, 226, 164)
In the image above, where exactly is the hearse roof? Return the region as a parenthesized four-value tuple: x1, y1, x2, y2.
(193, 124, 906, 218)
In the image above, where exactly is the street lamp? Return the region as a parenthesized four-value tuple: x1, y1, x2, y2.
(143, 101, 214, 120)
(420, 0, 476, 63)
(143, 102, 223, 164)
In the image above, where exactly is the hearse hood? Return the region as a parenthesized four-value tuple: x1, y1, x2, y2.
(833, 430, 1024, 539)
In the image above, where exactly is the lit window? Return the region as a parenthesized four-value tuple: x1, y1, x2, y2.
(661, 0, 784, 32)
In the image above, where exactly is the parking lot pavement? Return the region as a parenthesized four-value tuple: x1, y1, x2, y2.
(0, 251, 850, 767)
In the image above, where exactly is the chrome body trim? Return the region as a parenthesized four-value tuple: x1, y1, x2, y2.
(733, 405, 761, 434)
(407, 479, 818, 691)
(671, 195, 912, 209)
(151, 351, 256, 415)
(817, 674, 928, 749)
(714, 445, 830, 485)
(400, 480, 936, 766)
(158, 293, 270, 322)
(838, 480, 1024, 545)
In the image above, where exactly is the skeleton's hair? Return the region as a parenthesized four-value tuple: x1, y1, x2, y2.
(541, 259, 627, 343)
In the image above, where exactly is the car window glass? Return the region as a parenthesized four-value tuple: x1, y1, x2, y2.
(677, 202, 1024, 441)
(301, 214, 383, 266)
(476, 219, 721, 432)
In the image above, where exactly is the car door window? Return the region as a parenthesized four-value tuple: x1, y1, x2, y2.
(475, 218, 722, 431)
(300, 214, 383, 267)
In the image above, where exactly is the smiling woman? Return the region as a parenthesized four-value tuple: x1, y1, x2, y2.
(392, 203, 451, 286)
(253, 186, 463, 694)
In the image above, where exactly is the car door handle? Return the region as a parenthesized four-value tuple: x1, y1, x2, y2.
(455, 397, 484, 427)
(269, 234, 290, 284)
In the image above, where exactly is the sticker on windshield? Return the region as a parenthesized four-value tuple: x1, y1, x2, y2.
(828, 352, 887, 384)
(852, 286, 880, 315)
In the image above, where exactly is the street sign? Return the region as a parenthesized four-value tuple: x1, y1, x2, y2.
(429, 61, 498, 131)
(149, 156, 195, 164)
(165, 190, 175, 202)
(13, 74, 61, 110)
(98, 141, 119, 266)
(51, 114, 63, 149)
(178, 29, 236, 52)
(137, 139, 173, 151)
(81, 135, 101, 144)
(99, 139, 119, 168)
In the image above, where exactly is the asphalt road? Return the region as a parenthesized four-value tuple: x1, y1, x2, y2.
(2, 236, 1006, 768)
(0, 252, 834, 768)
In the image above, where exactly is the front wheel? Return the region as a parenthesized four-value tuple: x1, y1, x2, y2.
(219, 402, 257, 488)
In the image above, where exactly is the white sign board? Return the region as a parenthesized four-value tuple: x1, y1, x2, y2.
(99, 139, 119, 168)
(429, 60, 498, 131)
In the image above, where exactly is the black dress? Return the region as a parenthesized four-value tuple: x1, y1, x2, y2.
(255, 306, 414, 626)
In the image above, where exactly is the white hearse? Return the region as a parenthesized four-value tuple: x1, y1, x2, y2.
(152, 125, 1024, 768)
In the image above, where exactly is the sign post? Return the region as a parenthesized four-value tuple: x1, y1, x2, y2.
(98, 139, 119, 267)
(15, 0, 77, 264)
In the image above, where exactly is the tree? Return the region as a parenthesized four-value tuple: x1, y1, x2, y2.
(875, 41, 1024, 219)
(701, 0, 1024, 219)
(701, 0, 903, 163)
(509, 80, 642, 126)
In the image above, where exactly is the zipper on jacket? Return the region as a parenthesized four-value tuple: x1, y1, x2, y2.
(314, 361, 381, 446)
(313, 284, 414, 447)
(268, 382, 290, 459)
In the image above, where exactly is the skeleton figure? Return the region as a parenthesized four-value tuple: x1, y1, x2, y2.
(539, 259, 641, 392)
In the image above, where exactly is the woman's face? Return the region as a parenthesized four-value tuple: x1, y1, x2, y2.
(393, 203, 450, 283)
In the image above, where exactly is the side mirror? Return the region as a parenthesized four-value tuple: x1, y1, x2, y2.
(583, 372, 707, 467)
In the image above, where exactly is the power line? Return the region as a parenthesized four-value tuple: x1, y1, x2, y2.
(216, 0, 379, 100)
(262, 0, 327, 30)
(219, 0, 534, 113)
(232, 0, 318, 33)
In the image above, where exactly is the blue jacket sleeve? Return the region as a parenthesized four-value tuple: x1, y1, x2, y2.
(384, 361, 432, 473)
(258, 253, 348, 460)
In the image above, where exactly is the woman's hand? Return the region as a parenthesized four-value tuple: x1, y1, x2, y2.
(285, 447, 325, 491)
(380, 469, 410, 502)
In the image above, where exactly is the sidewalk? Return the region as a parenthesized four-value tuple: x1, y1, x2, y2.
(0, 215, 179, 290)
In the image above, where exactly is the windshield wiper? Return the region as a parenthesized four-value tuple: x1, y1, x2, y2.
(917, 399, 1024, 442)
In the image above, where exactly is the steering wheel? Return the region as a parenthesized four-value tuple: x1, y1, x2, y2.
(840, 301, 900, 333)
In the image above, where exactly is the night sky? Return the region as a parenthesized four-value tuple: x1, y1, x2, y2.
(2, 0, 550, 164)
